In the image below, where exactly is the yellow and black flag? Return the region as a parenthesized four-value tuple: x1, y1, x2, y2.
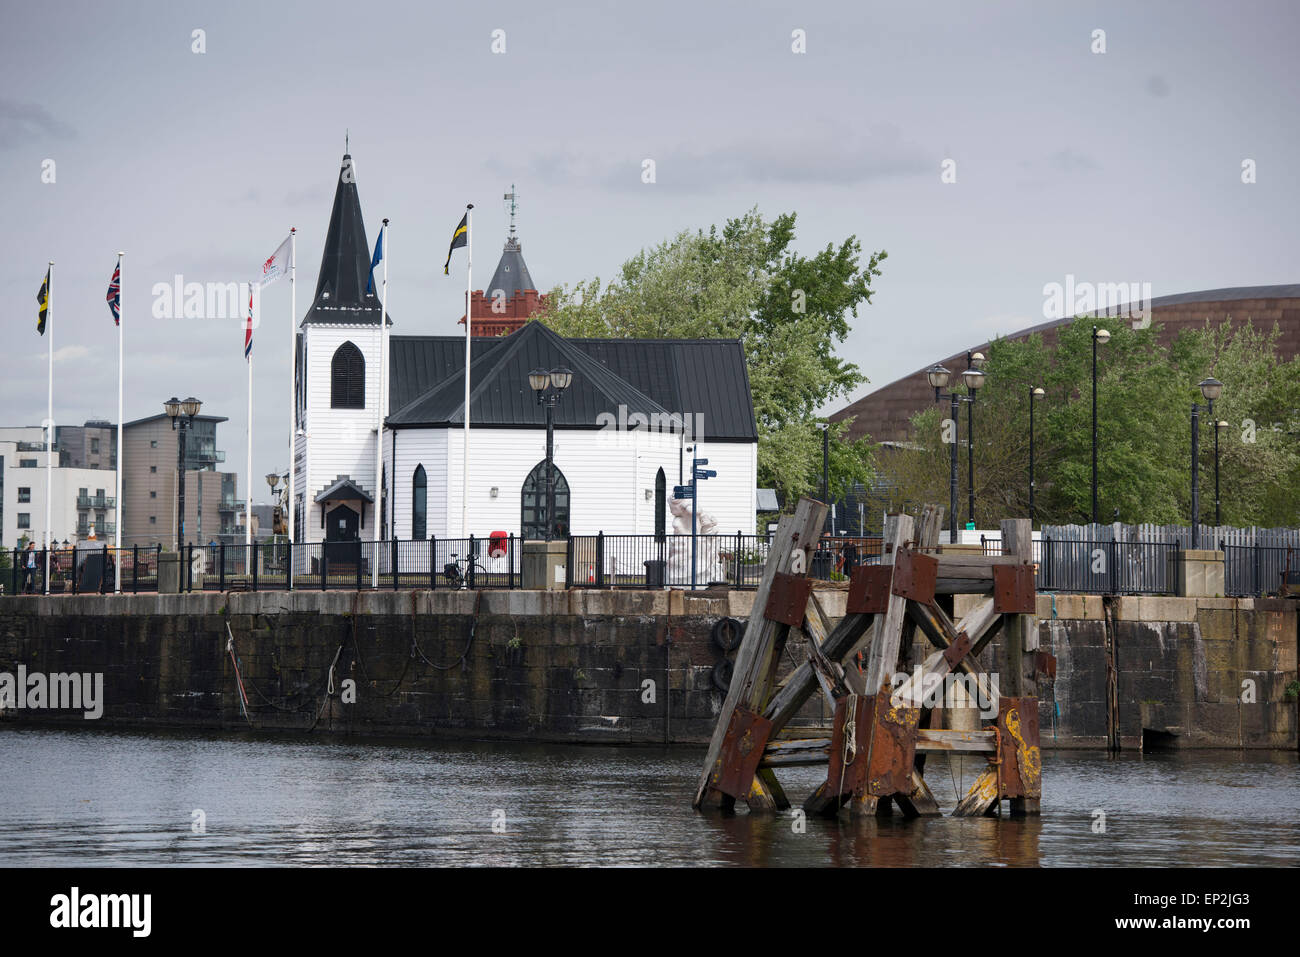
(443, 211, 468, 275)
(37, 268, 50, 335)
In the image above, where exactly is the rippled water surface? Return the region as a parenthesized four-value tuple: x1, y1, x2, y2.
(0, 727, 1295, 866)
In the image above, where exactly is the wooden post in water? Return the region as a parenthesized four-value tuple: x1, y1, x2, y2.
(694, 503, 1044, 820)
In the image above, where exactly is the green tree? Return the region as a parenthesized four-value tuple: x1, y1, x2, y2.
(535, 208, 885, 510)
(884, 317, 1300, 528)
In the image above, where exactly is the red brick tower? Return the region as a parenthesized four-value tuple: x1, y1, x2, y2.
(461, 186, 546, 336)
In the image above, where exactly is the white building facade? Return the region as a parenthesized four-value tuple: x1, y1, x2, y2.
(0, 432, 119, 551)
(292, 153, 759, 566)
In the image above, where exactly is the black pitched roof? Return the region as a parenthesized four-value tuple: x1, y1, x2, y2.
(386, 325, 758, 440)
(483, 238, 536, 298)
(569, 337, 758, 442)
(388, 321, 673, 428)
(388, 336, 510, 413)
(302, 153, 388, 327)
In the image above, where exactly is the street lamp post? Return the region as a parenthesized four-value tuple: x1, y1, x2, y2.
(1215, 420, 1227, 527)
(529, 367, 573, 541)
(1190, 376, 1223, 547)
(1029, 387, 1045, 526)
(164, 396, 201, 551)
(962, 355, 986, 529)
(927, 363, 989, 542)
(1091, 326, 1110, 524)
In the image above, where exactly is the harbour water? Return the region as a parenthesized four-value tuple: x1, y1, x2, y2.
(0, 727, 1295, 867)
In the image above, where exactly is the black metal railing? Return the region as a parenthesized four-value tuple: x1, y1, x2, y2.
(1221, 544, 1297, 597)
(5, 534, 1294, 598)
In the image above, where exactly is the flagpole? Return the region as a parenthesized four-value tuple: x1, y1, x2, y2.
(372, 219, 388, 587)
(247, 287, 254, 548)
(287, 227, 296, 588)
(462, 205, 473, 540)
(44, 261, 54, 595)
(114, 252, 124, 593)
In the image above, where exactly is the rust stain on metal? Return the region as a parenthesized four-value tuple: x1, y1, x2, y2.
(764, 572, 814, 627)
(713, 707, 775, 800)
(996, 697, 1042, 799)
(891, 547, 938, 604)
(866, 695, 921, 797)
(992, 564, 1037, 614)
(846, 565, 892, 615)
(942, 630, 974, 669)
(825, 696, 870, 798)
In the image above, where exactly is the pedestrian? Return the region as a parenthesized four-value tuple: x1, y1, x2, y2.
(842, 539, 859, 573)
(23, 542, 37, 594)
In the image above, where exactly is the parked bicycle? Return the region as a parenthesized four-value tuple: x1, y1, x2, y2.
(443, 551, 487, 589)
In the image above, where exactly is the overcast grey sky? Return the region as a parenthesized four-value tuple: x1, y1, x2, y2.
(2, 0, 1297, 505)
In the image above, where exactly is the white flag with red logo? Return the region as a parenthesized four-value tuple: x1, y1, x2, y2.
(258, 235, 292, 286)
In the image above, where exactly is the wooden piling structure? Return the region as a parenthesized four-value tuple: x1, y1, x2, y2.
(692, 502, 1044, 819)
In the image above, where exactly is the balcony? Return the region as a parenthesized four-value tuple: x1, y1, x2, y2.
(16, 441, 47, 452)
(77, 495, 116, 508)
(218, 498, 246, 512)
(76, 523, 116, 537)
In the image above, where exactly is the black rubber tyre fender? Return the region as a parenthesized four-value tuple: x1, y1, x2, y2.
(711, 658, 734, 692)
(711, 616, 744, 653)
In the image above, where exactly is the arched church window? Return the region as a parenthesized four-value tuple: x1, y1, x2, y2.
(331, 342, 365, 409)
(521, 460, 570, 540)
(412, 464, 427, 540)
(655, 468, 667, 541)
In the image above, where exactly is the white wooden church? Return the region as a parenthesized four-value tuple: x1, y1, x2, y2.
(292, 152, 759, 558)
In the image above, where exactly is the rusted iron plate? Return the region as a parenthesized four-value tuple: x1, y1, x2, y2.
(992, 564, 1037, 614)
(866, 694, 921, 797)
(764, 572, 814, 627)
(891, 547, 938, 604)
(942, 630, 974, 670)
(713, 707, 775, 800)
(996, 696, 1042, 799)
(1034, 650, 1058, 680)
(825, 696, 871, 799)
(846, 565, 892, 615)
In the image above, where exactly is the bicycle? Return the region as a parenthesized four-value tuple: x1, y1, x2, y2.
(443, 551, 488, 589)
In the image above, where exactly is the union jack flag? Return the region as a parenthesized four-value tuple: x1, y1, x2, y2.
(106, 261, 120, 326)
(244, 288, 253, 359)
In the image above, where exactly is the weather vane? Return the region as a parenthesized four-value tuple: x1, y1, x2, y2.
(503, 184, 517, 242)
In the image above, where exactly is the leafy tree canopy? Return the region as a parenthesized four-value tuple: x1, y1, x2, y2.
(534, 209, 886, 509)
(885, 317, 1300, 528)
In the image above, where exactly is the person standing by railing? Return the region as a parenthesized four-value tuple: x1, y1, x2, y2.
(23, 542, 37, 594)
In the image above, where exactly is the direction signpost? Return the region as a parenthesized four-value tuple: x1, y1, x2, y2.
(673, 453, 712, 590)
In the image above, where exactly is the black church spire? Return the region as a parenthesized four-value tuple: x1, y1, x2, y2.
(302, 151, 384, 325)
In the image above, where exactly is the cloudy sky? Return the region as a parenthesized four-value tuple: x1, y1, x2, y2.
(2, 0, 1297, 505)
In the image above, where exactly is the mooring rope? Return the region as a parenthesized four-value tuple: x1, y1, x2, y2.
(836, 691, 859, 803)
(224, 623, 253, 727)
(409, 589, 482, 671)
(305, 643, 346, 732)
(346, 594, 413, 697)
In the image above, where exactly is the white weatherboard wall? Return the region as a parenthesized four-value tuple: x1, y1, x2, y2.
(387, 426, 757, 539)
(297, 323, 383, 545)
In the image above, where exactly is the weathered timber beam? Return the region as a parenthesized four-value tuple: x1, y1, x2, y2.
(952, 766, 1001, 817)
(895, 771, 943, 817)
(693, 497, 827, 810)
(1000, 518, 1041, 817)
(894, 599, 1003, 709)
(763, 608, 874, 729)
(862, 513, 917, 695)
(936, 579, 993, 594)
(761, 728, 995, 768)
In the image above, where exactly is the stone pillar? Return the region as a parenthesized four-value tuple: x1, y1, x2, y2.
(1169, 549, 1225, 597)
(522, 540, 568, 591)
